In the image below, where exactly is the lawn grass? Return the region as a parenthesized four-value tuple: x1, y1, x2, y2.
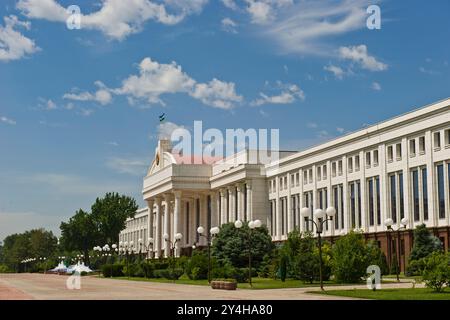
(109, 275, 346, 290)
(314, 288, 450, 300)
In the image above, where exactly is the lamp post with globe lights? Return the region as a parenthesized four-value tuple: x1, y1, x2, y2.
(385, 217, 408, 282)
(196, 226, 220, 283)
(300, 206, 336, 291)
(234, 219, 262, 287)
(164, 233, 183, 281)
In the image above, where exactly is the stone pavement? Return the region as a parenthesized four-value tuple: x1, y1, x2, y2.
(0, 273, 420, 300)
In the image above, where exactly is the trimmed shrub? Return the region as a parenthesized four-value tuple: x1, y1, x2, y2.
(422, 252, 450, 292)
(102, 264, 124, 277)
(0, 264, 11, 273)
(161, 268, 184, 280)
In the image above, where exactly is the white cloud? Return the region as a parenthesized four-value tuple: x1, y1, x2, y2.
(250, 0, 373, 55)
(307, 122, 318, 129)
(251, 81, 304, 106)
(221, 0, 239, 11)
(419, 66, 439, 75)
(108, 141, 119, 147)
(324, 64, 345, 79)
(106, 157, 148, 176)
(336, 127, 345, 134)
(191, 79, 243, 109)
(63, 81, 113, 106)
(371, 81, 381, 91)
(339, 45, 387, 71)
(0, 116, 16, 125)
(77, 108, 94, 117)
(158, 121, 185, 140)
(221, 17, 238, 33)
(0, 15, 39, 62)
(17, 0, 208, 40)
(85, 57, 243, 109)
(246, 0, 274, 24)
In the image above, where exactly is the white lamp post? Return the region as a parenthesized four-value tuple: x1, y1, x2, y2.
(384, 217, 408, 282)
(234, 219, 262, 287)
(301, 206, 336, 291)
(196, 225, 221, 283)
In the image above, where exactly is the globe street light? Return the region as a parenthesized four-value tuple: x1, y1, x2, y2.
(234, 219, 262, 287)
(385, 217, 408, 282)
(196, 226, 220, 283)
(301, 206, 336, 291)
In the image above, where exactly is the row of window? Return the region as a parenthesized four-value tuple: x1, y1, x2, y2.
(268, 162, 449, 236)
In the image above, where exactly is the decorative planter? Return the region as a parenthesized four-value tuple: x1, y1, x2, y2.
(211, 280, 237, 290)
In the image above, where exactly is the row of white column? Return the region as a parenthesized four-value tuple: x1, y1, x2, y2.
(145, 182, 253, 258)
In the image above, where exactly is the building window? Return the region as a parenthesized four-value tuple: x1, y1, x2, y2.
(410, 139, 416, 156)
(296, 172, 300, 186)
(412, 169, 420, 221)
(399, 172, 404, 220)
(348, 158, 353, 172)
(309, 169, 313, 183)
(446, 129, 450, 146)
(186, 202, 190, 243)
(366, 152, 371, 167)
(323, 165, 327, 180)
(349, 181, 361, 229)
(437, 164, 445, 219)
(338, 160, 343, 175)
(333, 186, 339, 229)
(387, 146, 393, 162)
(396, 143, 402, 160)
(368, 178, 374, 226)
(303, 191, 313, 231)
(373, 150, 379, 166)
(419, 136, 426, 154)
(422, 168, 429, 221)
(434, 132, 441, 149)
(303, 171, 308, 185)
(376, 177, 381, 225)
(390, 174, 397, 223)
(317, 166, 322, 181)
(291, 194, 297, 228)
(318, 188, 328, 230)
(332, 162, 337, 177)
(355, 156, 360, 171)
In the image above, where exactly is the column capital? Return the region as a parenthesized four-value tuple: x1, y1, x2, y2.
(155, 197, 162, 205)
(174, 190, 182, 198)
(219, 188, 227, 197)
(163, 193, 172, 201)
(236, 183, 245, 192)
(246, 181, 252, 190)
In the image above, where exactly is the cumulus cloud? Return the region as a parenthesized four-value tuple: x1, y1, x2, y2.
(338, 45, 387, 71)
(221, 0, 239, 11)
(221, 17, 238, 33)
(17, 0, 209, 40)
(251, 81, 304, 106)
(0, 15, 39, 62)
(63, 81, 113, 106)
(68, 57, 243, 109)
(371, 81, 381, 91)
(158, 121, 185, 140)
(0, 116, 17, 125)
(324, 64, 345, 79)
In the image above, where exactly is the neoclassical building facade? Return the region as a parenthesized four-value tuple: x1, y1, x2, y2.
(120, 98, 450, 271)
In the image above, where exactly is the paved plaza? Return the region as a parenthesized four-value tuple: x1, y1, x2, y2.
(0, 273, 420, 300)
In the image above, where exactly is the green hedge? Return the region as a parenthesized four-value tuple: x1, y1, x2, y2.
(101, 264, 124, 277)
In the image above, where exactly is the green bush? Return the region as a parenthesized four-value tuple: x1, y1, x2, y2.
(422, 252, 450, 292)
(331, 231, 369, 283)
(0, 264, 11, 273)
(160, 268, 184, 280)
(102, 264, 124, 277)
(186, 251, 209, 280)
(407, 224, 443, 276)
(141, 262, 154, 278)
(279, 254, 287, 282)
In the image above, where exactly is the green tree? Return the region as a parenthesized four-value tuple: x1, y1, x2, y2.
(91, 192, 138, 244)
(331, 231, 369, 283)
(60, 209, 99, 264)
(1, 229, 57, 271)
(422, 252, 450, 292)
(212, 222, 274, 269)
(366, 240, 389, 275)
(407, 224, 442, 275)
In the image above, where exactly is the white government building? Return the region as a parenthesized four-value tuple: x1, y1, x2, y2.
(120, 98, 450, 271)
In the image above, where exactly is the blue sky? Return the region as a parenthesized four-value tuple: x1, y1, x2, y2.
(0, 0, 449, 241)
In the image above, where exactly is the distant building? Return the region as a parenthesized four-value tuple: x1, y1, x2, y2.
(120, 98, 450, 271)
